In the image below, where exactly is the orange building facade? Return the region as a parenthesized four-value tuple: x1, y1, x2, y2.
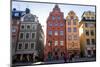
(44, 5, 66, 61)
(66, 11, 80, 57)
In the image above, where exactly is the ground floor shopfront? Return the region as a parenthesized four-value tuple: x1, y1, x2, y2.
(13, 53, 35, 63)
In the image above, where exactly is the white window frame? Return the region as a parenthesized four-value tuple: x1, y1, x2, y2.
(60, 41, 63, 46)
(30, 42, 35, 49)
(17, 42, 23, 50)
(20, 24, 25, 30)
(54, 31, 58, 36)
(24, 42, 29, 49)
(54, 41, 58, 46)
(32, 24, 36, 30)
(31, 32, 36, 39)
(26, 24, 31, 30)
(19, 32, 24, 40)
(25, 32, 30, 40)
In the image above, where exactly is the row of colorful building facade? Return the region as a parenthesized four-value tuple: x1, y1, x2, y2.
(12, 4, 96, 64)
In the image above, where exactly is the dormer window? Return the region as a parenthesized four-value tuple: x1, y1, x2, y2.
(52, 16, 55, 20)
(23, 14, 35, 22)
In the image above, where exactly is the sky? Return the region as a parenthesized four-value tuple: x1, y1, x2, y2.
(12, 1, 95, 44)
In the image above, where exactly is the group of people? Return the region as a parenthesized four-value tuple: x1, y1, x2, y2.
(63, 53, 76, 63)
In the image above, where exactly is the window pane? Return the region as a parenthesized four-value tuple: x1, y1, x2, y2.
(60, 23, 64, 26)
(21, 25, 24, 29)
(91, 30, 94, 36)
(68, 35, 72, 40)
(55, 41, 58, 46)
(60, 31, 64, 35)
(48, 40, 52, 46)
(87, 39, 90, 45)
(73, 35, 77, 40)
(73, 27, 77, 32)
(33, 25, 36, 30)
(57, 16, 60, 20)
(12, 28, 16, 32)
(20, 33, 23, 39)
(27, 25, 30, 29)
(54, 23, 58, 26)
(25, 43, 28, 49)
(91, 39, 95, 45)
(31, 43, 34, 49)
(85, 23, 88, 27)
(73, 21, 76, 25)
(26, 33, 29, 39)
(32, 33, 35, 39)
(86, 30, 89, 36)
(52, 16, 55, 20)
(54, 31, 58, 35)
(68, 27, 71, 32)
(48, 31, 52, 35)
(48, 23, 52, 26)
(60, 41, 63, 45)
(18, 43, 22, 49)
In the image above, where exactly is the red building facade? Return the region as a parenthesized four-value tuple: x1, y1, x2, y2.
(44, 5, 66, 61)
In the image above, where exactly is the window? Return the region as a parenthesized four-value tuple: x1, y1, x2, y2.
(68, 35, 72, 40)
(48, 40, 52, 46)
(86, 17, 90, 20)
(12, 27, 16, 32)
(19, 32, 24, 39)
(31, 43, 34, 49)
(57, 16, 60, 20)
(32, 25, 36, 30)
(91, 17, 95, 20)
(60, 23, 64, 26)
(88, 50, 91, 55)
(91, 30, 94, 36)
(60, 41, 63, 45)
(73, 21, 76, 25)
(48, 31, 52, 35)
(73, 27, 77, 32)
(68, 22, 71, 25)
(54, 23, 58, 26)
(86, 39, 90, 45)
(27, 25, 31, 29)
(73, 35, 77, 40)
(48, 23, 52, 26)
(25, 43, 28, 49)
(60, 31, 64, 35)
(26, 33, 30, 39)
(21, 24, 25, 30)
(55, 41, 58, 46)
(31, 32, 35, 39)
(85, 23, 88, 27)
(91, 39, 95, 45)
(54, 31, 58, 36)
(68, 27, 71, 32)
(52, 16, 55, 20)
(86, 30, 89, 36)
(18, 43, 22, 49)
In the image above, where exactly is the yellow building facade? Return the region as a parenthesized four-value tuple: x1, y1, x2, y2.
(79, 11, 96, 57)
(66, 11, 80, 57)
